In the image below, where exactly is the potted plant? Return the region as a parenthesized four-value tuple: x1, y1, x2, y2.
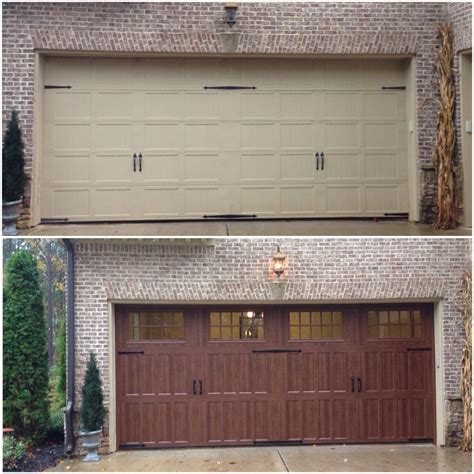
(2, 110, 26, 236)
(79, 353, 105, 462)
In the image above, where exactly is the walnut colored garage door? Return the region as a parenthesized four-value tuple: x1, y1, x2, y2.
(115, 304, 434, 448)
(42, 57, 408, 221)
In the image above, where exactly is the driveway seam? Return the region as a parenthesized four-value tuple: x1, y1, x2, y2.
(276, 448, 289, 472)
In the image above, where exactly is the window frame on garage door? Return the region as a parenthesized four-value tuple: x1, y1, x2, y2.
(31, 52, 419, 225)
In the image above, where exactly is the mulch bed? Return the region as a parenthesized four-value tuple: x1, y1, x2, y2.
(4, 442, 65, 472)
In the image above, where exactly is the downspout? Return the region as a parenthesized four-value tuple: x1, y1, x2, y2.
(63, 239, 75, 455)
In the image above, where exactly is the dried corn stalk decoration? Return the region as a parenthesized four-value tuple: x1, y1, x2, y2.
(432, 24, 457, 230)
(460, 272, 472, 452)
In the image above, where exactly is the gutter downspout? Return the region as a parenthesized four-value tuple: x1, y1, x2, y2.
(63, 239, 75, 455)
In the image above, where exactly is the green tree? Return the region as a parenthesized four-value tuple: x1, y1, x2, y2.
(3, 250, 49, 443)
(2, 109, 26, 202)
(79, 353, 105, 432)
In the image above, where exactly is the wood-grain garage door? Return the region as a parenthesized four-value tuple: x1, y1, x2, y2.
(115, 304, 434, 448)
(42, 57, 408, 221)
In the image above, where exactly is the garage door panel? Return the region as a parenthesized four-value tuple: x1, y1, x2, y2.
(280, 154, 315, 181)
(325, 154, 360, 180)
(54, 123, 91, 151)
(241, 154, 277, 181)
(241, 187, 276, 214)
(43, 57, 409, 220)
(184, 187, 228, 215)
(141, 154, 181, 183)
(93, 92, 134, 120)
(144, 123, 181, 150)
(281, 123, 314, 149)
(92, 189, 132, 217)
(185, 124, 220, 150)
(241, 123, 276, 150)
(90, 58, 136, 88)
(95, 123, 133, 150)
(281, 92, 314, 119)
(365, 153, 399, 179)
(144, 93, 183, 120)
(363, 93, 399, 120)
(242, 93, 278, 119)
(365, 186, 401, 213)
(53, 91, 91, 119)
(94, 154, 134, 184)
(142, 188, 183, 217)
(45, 189, 90, 218)
(326, 187, 361, 213)
(326, 123, 359, 149)
(52, 155, 90, 184)
(44, 56, 92, 87)
(281, 187, 315, 215)
(325, 93, 360, 120)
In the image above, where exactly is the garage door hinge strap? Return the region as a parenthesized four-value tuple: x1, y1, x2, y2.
(381, 86, 406, 90)
(407, 348, 431, 351)
(118, 350, 145, 355)
(252, 349, 302, 353)
(204, 86, 256, 90)
(44, 85, 72, 89)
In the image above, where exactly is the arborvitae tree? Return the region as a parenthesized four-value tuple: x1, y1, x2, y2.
(3, 250, 49, 443)
(2, 110, 26, 202)
(79, 353, 105, 432)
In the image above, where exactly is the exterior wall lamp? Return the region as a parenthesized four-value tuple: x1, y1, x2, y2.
(272, 245, 286, 278)
(224, 3, 238, 27)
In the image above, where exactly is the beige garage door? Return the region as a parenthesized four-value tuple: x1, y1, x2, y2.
(41, 57, 408, 221)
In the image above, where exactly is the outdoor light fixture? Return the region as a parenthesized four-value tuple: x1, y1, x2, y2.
(224, 3, 238, 26)
(272, 245, 286, 278)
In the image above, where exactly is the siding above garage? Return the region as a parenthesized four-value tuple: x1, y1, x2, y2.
(2, 2, 472, 227)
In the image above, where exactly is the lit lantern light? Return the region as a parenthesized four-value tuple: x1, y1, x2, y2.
(272, 245, 286, 278)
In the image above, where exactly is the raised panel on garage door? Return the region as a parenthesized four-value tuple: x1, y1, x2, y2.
(42, 57, 409, 221)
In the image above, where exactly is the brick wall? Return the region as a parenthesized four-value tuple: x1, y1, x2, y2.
(2, 2, 472, 225)
(71, 238, 471, 447)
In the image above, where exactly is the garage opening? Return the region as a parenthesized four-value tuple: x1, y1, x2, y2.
(115, 304, 435, 448)
(41, 57, 411, 221)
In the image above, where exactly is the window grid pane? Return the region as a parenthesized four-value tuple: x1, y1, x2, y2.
(128, 311, 185, 341)
(288, 311, 343, 340)
(367, 310, 423, 339)
(208, 311, 264, 340)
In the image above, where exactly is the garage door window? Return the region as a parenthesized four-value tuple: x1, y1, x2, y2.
(128, 311, 184, 340)
(289, 311, 343, 340)
(209, 311, 264, 340)
(367, 309, 422, 338)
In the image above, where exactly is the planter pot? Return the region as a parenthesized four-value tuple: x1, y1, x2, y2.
(2, 199, 22, 236)
(79, 429, 101, 462)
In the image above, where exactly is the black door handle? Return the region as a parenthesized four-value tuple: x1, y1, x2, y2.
(357, 377, 362, 392)
(321, 152, 325, 170)
(199, 379, 203, 395)
(138, 153, 142, 172)
(193, 379, 197, 395)
(315, 152, 319, 170)
(351, 376, 355, 392)
(133, 153, 137, 172)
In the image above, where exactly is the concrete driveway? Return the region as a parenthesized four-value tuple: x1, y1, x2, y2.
(22, 219, 471, 236)
(49, 444, 471, 472)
